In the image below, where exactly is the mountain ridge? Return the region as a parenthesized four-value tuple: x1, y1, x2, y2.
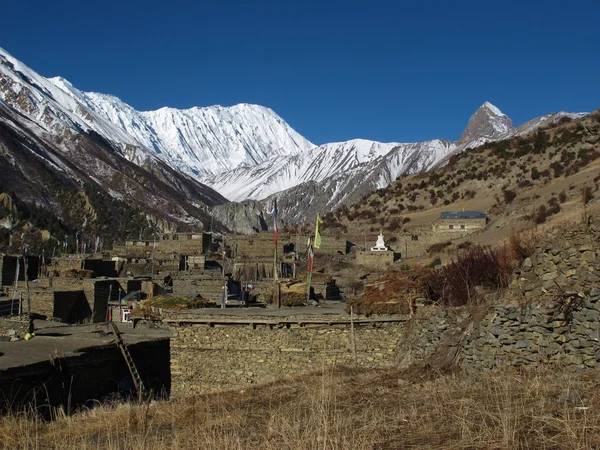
(0, 45, 589, 234)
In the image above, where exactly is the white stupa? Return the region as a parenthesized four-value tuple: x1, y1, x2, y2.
(370, 230, 388, 252)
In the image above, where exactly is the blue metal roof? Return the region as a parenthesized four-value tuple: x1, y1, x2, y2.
(440, 211, 487, 219)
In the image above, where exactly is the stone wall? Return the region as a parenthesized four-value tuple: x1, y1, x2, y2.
(398, 290, 600, 373)
(355, 250, 395, 266)
(231, 232, 346, 260)
(516, 228, 599, 299)
(397, 221, 600, 372)
(0, 317, 28, 337)
(169, 320, 404, 396)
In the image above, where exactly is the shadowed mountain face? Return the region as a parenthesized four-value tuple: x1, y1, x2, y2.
(0, 100, 228, 247)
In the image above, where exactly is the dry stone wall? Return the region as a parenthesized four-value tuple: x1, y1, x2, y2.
(398, 221, 600, 372)
(169, 321, 404, 397)
(516, 227, 599, 299)
(398, 290, 600, 373)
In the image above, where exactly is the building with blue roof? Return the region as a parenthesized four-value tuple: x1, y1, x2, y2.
(432, 211, 488, 233)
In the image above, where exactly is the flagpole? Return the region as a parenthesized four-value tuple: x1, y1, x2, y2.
(307, 215, 323, 305)
(306, 236, 314, 304)
(273, 199, 280, 308)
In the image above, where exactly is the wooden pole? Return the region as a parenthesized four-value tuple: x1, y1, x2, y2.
(350, 305, 357, 365)
(12, 257, 20, 300)
(22, 255, 31, 318)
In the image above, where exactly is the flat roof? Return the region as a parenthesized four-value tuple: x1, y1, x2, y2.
(440, 211, 487, 219)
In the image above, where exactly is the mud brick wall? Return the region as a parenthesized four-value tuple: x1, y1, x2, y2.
(169, 321, 405, 397)
(231, 233, 346, 260)
(355, 250, 395, 266)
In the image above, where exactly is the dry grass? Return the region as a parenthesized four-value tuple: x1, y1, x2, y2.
(2, 365, 600, 449)
(347, 270, 428, 315)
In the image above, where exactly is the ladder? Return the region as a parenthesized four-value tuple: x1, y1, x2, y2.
(109, 322, 145, 400)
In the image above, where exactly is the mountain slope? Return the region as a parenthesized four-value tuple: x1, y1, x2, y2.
(0, 48, 230, 244)
(210, 104, 589, 231)
(48, 78, 315, 178)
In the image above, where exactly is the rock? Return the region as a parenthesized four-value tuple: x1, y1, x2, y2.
(542, 272, 559, 281)
(581, 251, 596, 263)
(515, 340, 530, 349)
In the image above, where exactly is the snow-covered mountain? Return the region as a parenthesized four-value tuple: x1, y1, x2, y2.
(49, 77, 315, 177)
(206, 139, 407, 201)
(458, 101, 515, 145)
(0, 45, 589, 232)
(0, 46, 228, 233)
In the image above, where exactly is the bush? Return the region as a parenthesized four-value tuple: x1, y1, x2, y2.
(534, 205, 548, 224)
(503, 189, 517, 204)
(423, 245, 512, 307)
(426, 241, 452, 255)
(550, 161, 564, 178)
(457, 241, 473, 250)
(518, 179, 532, 188)
(387, 218, 401, 231)
(558, 190, 567, 203)
(463, 190, 476, 199)
(583, 186, 594, 205)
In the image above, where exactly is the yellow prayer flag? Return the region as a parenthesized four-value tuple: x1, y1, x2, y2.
(314, 215, 323, 249)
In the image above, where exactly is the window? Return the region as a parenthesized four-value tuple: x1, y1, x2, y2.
(449, 225, 454, 230)
(461, 225, 465, 230)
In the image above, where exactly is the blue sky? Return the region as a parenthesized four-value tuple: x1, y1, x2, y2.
(1, 0, 599, 145)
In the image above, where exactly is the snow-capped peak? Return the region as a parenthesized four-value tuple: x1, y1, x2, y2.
(49, 82, 317, 177)
(481, 101, 506, 117)
(458, 101, 514, 144)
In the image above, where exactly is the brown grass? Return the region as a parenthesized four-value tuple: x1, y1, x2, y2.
(2, 366, 600, 449)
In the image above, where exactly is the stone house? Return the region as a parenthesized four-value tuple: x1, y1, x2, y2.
(432, 211, 488, 233)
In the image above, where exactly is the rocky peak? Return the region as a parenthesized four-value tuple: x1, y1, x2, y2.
(458, 101, 515, 144)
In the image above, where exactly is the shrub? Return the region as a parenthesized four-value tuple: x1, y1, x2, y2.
(426, 241, 452, 255)
(387, 218, 401, 231)
(558, 190, 567, 203)
(547, 198, 561, 216)
(423, 244, 512, 307)
(582, 186, 594, 205)
(517, 179, 531, 188)
(534, 205, 548, 224)
(507, 228, 538, 265)
(503, 189, 517, 204)
(402, 217, 411, 225)
(550, 161, 564, 178)
(457, 241, 473, 250)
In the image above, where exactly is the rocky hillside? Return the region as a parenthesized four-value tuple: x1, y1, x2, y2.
(321, 110, 600, 242)
(0, 81, 229, 253)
